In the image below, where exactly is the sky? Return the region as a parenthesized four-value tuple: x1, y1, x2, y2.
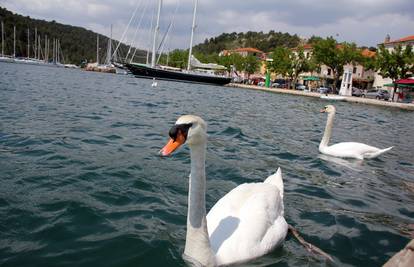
(1, 0, 413, 51)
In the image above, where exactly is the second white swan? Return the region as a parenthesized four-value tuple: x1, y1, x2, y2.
(319, 105, 393, 159)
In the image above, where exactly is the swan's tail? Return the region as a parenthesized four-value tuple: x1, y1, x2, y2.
(264, 167, 283, 199)
(365, 146, 393, 159)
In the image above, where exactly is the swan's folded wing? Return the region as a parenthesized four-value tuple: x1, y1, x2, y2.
(207, 183, 286, 265)
(324, 142, 380, 158)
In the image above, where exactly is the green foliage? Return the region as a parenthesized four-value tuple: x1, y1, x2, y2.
(307, 35, 323, 44)
(312, 37, 360, 92)
(268, 46, 315, 88)
(375, 44, 414, 82)
(216, 53, 244, 71)
(242, 55, 260, 75)
(159, 49, 188, 69)
(193, 30, 301, 55)
(0, 7, 144, 64)
(359, 54, 376, 72)
(268, 46, 292, 77)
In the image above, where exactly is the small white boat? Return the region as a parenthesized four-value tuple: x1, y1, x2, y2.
(320, 95, 346, 101)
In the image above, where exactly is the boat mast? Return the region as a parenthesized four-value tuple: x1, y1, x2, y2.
(106, 24, 112, 65)
(13, 26, 16, 58)
(96, 33, 99, 64)
(151, 0, 162, 68)
(34, 27, 37, 59)
(1, 21, 4, 56)
(44, 35, 47, 62)
(38, 35, 41, 60)
(187, 0, 198, 71)
(27, 28, 30, 59)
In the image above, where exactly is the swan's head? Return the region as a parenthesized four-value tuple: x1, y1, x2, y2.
(160, 115, 207, 156)
(320, 105, 336, 114)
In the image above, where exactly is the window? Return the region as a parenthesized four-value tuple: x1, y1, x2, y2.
(327, 69, 331, 75)
(353, 67, 357, 74)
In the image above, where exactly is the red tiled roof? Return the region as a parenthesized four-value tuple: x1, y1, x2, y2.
(383, 35, 414, 44)
(303, 44, 313, 49)
(233, 47, 263, 53)
(361, 49, 376, 58)
(291, 43, 313, 51)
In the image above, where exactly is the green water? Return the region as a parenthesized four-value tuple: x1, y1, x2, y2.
(0, 62, 413, 266)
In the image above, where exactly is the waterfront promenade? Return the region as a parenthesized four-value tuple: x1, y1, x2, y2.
(227, 83, 414, 111)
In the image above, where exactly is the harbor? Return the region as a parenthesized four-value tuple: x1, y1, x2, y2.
(1, 1, 414, 266)
(227, 83, 414, 111)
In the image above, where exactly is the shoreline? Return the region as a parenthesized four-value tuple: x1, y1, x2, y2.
(226, 83, 414, 111)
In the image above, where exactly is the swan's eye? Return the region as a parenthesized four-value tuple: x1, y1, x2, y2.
(169, 123, 193, 141)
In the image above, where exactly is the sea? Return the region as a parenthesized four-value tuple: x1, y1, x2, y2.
(1, 62, 413, 266)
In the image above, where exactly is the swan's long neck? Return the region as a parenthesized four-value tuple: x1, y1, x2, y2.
(183, 141, 215, 266)
(320, 111, 335, 149)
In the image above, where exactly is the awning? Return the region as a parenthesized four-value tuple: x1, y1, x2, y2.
(384, 83, 414, 88)
(303, 76, 319, 81)
(395, 79, 414, 84)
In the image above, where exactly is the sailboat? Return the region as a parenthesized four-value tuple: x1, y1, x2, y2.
(0, 21, 13, 62)
(85, 32, 116, 73)
(125, 0, 231, 86)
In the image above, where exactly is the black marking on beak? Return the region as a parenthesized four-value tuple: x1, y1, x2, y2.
(169, 123, 193, 141)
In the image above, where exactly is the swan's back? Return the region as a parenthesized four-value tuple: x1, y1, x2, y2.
(207, 170, 287, 265)
(321, 142, 392, 159)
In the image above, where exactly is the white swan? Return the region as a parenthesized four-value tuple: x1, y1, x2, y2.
(151, 78, 158, 87)
(160, 115, 288, 266)
(319, 105, 393, 159)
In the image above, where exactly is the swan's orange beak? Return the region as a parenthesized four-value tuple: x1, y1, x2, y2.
(160, 131, 186, 156)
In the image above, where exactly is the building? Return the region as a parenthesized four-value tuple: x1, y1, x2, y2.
(373, 34, 414, 88)
(290, 44, 376, 90)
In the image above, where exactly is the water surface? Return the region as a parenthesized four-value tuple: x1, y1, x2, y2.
(1, 62, 413, 266)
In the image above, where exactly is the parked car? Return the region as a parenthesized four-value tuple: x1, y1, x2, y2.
(352, 87, 363, 97)
(317, 86, 332, 94)
(257, 81, 265, 86)
(362, 89, 390, 100)
(271, 82, 280, 88)
(295, 83, 306, 90)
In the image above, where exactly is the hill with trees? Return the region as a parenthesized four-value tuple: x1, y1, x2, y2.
(0, 7, 146, 64)
(0, 7, 302, 67)
(193, 31, 301, 54)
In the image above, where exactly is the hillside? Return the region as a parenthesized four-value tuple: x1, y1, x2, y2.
(193, 31, 301, 54)
(0, 7, 146, 64)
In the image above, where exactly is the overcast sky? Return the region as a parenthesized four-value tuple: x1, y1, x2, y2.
(1, 0, 413, 51)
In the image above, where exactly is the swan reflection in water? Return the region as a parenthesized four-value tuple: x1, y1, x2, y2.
(318, 154, 364, 172)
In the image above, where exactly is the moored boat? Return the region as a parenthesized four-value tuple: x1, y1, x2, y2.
(126, 62, 231, 85)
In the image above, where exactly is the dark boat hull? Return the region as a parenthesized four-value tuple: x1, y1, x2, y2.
(125, 63, 231, 86)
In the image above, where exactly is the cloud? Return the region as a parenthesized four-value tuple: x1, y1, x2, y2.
(1, 0, 413, 50)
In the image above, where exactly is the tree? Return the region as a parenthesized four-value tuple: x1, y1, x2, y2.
(217, 53, 244, 73)
(375, 44, 414, 100)
(163, 49, 188, 69)
(269, 46, 314, 89)
(312, 37, 360, 93)
(242, 55, 260, 78)
(268, 46, 292, 86)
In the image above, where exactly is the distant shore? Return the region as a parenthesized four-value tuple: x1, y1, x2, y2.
(226, 83, 414, 111)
